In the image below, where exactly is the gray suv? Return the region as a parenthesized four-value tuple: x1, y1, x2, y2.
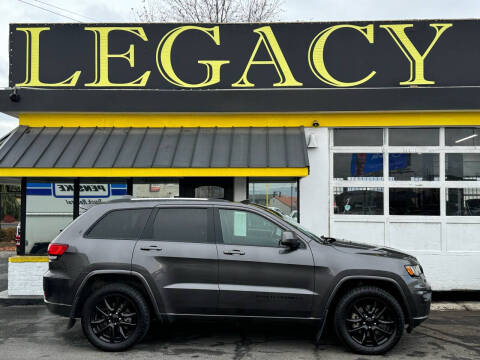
(44, 198, 431, 354)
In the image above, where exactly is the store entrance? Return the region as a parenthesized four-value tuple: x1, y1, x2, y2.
(179, 177, 234, 201)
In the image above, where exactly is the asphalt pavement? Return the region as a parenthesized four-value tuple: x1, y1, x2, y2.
(0, 305, 478, 360)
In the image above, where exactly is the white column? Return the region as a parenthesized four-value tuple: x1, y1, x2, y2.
(233, 177, 247, 202)
(300, 127, 330, 236)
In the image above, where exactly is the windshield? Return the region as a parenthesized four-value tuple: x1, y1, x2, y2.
(248, 203, 325, 243)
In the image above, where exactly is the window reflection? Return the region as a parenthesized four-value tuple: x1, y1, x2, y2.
(445, 128, 480, 146)
(248, 181, 298, 221)
(389, 188, 440, 215)
(446, 188, 480, 216)
(446, 154, 480, 181)
(334, 153, 384, 181)
(133, 183, 179, 198)
(334, 128, 383, 146)
(79, 182, 128, 214)
(26, 182, 73, 254)
(389, 128, 439, 146)
(334, 187, 383, 215)
(389, 154, 439, 181)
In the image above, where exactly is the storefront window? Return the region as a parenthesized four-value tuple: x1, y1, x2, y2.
(133, 183, 179, 198)
(446, 153, 480, 181)
(389, 188, 440, 216)
(445, 128, 480, 146)
(333, 153, 384, 181)
(79, 182, 128, 214)
(0, 184, 20, 246)
(389, 128, 439, 146)
(248, 180, 298, 221)
(26, 182, 74, 254)
(334, 187, 383, 215)
(446, 188, 480, 216)
(333, 128, 383, 146)
(389, 154, 439, 181)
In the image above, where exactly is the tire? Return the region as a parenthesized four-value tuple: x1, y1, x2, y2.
(334, 286, 405, 355)
(81, 283, 150, 351)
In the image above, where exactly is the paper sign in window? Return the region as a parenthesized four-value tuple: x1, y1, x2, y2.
(233, 211, 247, 237)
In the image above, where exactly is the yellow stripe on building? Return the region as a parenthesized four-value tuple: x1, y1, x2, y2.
(19, 112, 480, 128)
(9, 256, 49, 263)
(0, 167, 309, 178)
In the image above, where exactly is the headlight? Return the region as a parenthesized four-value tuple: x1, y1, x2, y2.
(405, 264, 423, 277)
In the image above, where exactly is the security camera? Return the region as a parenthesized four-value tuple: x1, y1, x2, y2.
(9, 87, 20, 102)
(312, 120, 319, 127)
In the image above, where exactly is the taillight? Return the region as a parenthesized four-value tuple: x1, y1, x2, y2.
(48, 243, 69, 256)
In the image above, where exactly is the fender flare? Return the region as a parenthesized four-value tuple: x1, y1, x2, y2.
(69, 269, 161, 320)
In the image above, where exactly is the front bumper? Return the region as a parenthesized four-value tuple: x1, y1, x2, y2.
(404, 274, 432, 331)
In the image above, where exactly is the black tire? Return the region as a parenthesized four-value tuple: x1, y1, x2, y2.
(81, 283, 150, 351)
(334, 286, 404, 355)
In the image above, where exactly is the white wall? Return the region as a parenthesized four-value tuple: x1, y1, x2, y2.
(299, 127, 330, 237)
(234, 177, 247, 202)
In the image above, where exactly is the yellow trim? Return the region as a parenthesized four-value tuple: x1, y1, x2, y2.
(0, 168, 309, 178)
(9, 256, 49, 263)
(18, 112, 480, 128)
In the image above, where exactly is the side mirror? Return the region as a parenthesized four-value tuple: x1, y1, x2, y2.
(280, 231, 300, 250)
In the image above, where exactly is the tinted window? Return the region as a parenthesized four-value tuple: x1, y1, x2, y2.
(447, 188, 480, 216)
(389, 154, 439, 181)
(334, 128, 383, 146)
(147, 208, 209, 243)
(389, 128, 439, 146)
(446, 153, 480, 181)
(333, 153, 384, 180)
(87, 208, 151, 239)
(445, 128, 480, 146)
(334, 187, 383, 215)
(219, 209, 283, 247)
(389, 188, 440, 215)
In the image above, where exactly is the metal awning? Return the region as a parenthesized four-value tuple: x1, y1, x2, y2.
(0, 126, 309, 178)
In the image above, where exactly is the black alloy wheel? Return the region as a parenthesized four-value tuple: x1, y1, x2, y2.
(90, 294, 138, 344)
(81, 283, 150, 351)
(345, 297, 396, 346)
(334, 286, 405, 355)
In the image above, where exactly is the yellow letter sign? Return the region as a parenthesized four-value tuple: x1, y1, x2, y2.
(156, 26, 229, 88)
(380, 23, 452, 85)
(84, 27, 151, 87)
(232, 26, 302, 87)
(308, 24, 375, 87)
(16, 27, 81, 87)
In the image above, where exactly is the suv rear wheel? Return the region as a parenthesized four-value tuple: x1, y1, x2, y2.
(81, 283, 150, 351)
(334, 286, 405, 355)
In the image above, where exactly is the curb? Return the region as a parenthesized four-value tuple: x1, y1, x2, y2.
(0, 290, 44, 306)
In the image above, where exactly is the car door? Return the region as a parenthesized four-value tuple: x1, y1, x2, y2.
(131, 206, 218, 315)
(215, 207, 315, 318)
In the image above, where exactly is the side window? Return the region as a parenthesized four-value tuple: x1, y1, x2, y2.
(87, 208, 151, 239)
(219, 209, 283, 247)
(146, 208, 209, 243)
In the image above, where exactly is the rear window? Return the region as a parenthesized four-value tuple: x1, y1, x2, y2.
(86, 208, 151, 239)
(143, 208, 209, 243)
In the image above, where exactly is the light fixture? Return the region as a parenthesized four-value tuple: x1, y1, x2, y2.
(455, 134, 478, 144)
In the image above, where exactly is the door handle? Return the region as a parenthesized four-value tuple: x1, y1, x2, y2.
(140, 245, 163, 251)
(223, 249, 245, 255)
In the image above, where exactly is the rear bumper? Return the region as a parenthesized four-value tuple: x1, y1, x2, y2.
(45, 299, 71, 318)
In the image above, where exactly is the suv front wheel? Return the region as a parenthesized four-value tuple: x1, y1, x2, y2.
(334, 286, 405, 355)
(81, 283, 151, 351)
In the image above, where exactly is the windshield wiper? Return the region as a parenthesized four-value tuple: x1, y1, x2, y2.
(320, 235, 337, 244)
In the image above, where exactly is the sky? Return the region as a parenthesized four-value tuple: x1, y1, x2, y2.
(1, 0, 480, 136)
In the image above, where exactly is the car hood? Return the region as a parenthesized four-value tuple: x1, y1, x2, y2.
(329, 239, 418, 263)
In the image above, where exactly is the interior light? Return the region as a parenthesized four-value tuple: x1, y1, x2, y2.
(455, 134, 478, 144)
